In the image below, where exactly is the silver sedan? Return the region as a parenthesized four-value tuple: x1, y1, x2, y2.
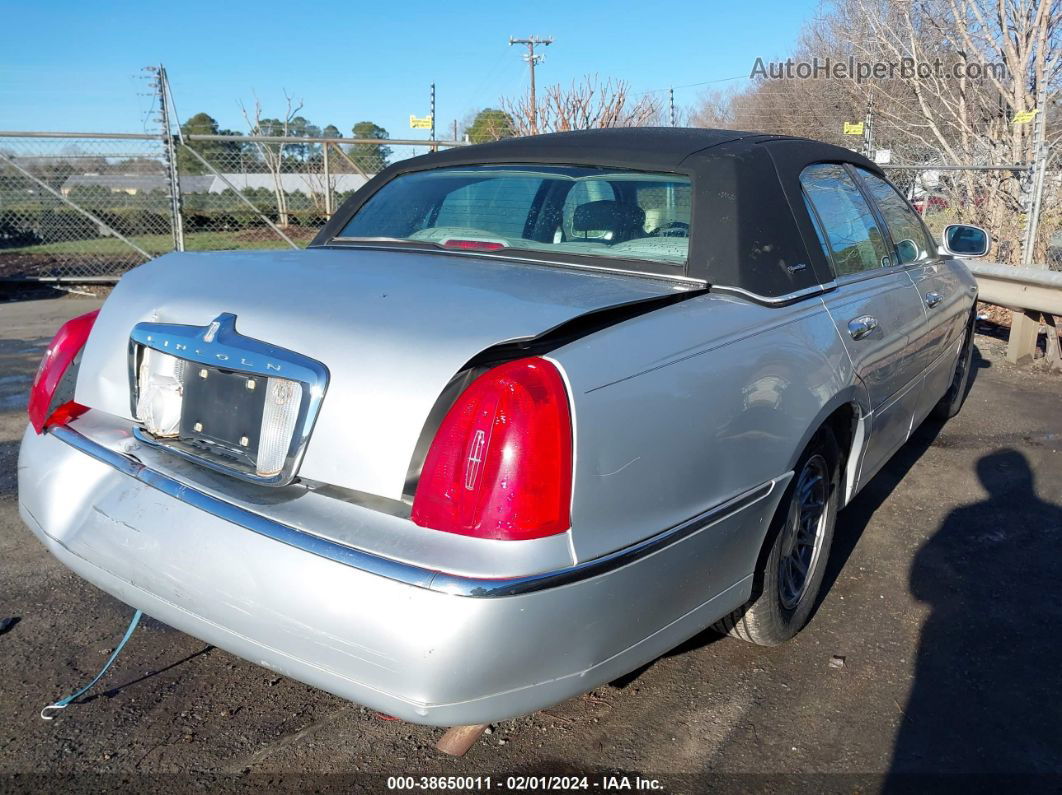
(18, 128, 983, 727)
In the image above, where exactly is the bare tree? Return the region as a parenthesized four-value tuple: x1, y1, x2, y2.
(690, 0, 1061, 262)
(708, 77, 864, 145)
(503, 75, 662, 135)
(689, 88, 738, 129)
(240, 92, 304, 228)
(827, 0, 1060, 260)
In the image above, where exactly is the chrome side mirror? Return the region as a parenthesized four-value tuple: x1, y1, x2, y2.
(941, 224, 990, 258)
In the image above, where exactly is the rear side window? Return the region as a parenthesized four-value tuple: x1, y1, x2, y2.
(855, 168, 937, 265)
(801, 164, 892, 277)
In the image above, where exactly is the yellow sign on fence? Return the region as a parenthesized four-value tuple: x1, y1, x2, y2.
(843, 121, 865, 136)
(409, 115, 433, 129)
(1012, 108, 1039, 125)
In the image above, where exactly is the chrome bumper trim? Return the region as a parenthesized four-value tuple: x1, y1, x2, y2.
(49, 425, 775, 598)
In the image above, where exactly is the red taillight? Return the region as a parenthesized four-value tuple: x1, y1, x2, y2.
(28, 310, 99, 434)
(441, 239, 507, 252)
(411, 357, 573, 541)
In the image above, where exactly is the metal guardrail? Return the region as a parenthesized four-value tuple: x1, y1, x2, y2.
(967, 261, 1062, 367)
(967, 262, 1062, 315)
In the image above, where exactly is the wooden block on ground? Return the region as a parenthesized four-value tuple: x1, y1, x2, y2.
(436, 723, 490, 757)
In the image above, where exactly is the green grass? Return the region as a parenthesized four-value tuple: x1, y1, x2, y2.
(3, 230, 309, 257)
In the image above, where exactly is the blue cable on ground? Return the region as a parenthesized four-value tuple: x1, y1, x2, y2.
(40, 609, 143, 720)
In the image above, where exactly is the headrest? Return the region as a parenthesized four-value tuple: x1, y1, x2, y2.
(572, 200, 646, 235)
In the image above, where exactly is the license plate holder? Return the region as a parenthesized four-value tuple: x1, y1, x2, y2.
(179, 364, 268, 467)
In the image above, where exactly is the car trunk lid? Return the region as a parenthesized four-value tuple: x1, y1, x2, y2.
(76, 248, 685, 499)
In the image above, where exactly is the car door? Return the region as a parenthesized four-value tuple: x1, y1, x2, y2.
(801, 163, 928, 484)
(853, 167, 972, 418)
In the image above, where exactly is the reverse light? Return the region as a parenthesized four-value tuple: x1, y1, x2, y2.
(136, 347, 185, 437)
(256, 376, 302, 476)
(411, 357, 573, 541)
(28, 310, 100, 434)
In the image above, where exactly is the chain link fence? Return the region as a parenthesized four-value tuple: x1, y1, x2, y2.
(1043, 149, 1062, 272)
(0, 134, 172, 279)
(0, 132, 459, 280)
(0, 130, 1057, 281)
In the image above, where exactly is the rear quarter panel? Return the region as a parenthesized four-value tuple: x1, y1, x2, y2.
(551, 292, 865, 567)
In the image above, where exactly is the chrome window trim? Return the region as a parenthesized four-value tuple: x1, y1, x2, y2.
(711, 281, 838, 306)
(49, 424, 776, 599)
(128, 313, 330, 487)
(830, 261, 922, 288)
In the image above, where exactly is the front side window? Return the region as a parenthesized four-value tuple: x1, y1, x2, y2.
(855, 168, 937, 265)
(335, 164, 692, 269)
(801, 163, 892, 277)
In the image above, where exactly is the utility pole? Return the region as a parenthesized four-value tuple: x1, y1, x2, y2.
(669, 87, 676, 127)
(152, 65, 185, 251)
(1022, 82, 1049, 267)
(430, 82, 437, 150)
(509, 35, 553, 135)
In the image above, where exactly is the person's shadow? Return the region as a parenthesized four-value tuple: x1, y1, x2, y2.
(888, 449, 1062, 782)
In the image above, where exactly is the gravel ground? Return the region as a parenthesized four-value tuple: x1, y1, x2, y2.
(1, 296, 1060, 793)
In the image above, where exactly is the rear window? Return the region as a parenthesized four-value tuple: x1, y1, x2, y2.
(334, 164, 692, 270)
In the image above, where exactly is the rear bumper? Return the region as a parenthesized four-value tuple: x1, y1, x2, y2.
(17, 422, 785, 725)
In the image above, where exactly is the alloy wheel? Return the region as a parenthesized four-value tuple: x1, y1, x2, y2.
(777, 454, 830, 610)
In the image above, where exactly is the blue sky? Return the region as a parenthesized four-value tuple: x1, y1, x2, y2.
(1, 0, 817, 144)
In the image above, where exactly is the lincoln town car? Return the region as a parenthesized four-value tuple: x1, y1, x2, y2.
(18, 128, 986, 727)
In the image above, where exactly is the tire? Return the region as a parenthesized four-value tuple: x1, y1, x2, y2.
(930, 310, 976, 421)
(714, 427, 841, 646)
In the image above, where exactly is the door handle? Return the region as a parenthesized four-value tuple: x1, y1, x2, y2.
(848, 315, 879, 340)
(925, 291, 943, 308)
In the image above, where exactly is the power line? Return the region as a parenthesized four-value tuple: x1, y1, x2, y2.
(509, 35, 553, 135)
(467, 47, 514, 110)
(637, 73, 749, 98)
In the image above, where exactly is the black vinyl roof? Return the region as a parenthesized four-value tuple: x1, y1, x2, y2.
(314, 128, 886, 299)
(393, 127, 766, 171)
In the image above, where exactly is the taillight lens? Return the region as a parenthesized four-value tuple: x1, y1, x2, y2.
(28, 310, 99, 434)
(411, 357, 573, 540)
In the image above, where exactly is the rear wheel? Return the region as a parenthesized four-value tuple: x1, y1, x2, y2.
(930, 311, 976, 420)
(714, 427, 841, 646)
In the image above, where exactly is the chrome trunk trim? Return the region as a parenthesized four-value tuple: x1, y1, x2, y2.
(49, 424, 776, 598)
